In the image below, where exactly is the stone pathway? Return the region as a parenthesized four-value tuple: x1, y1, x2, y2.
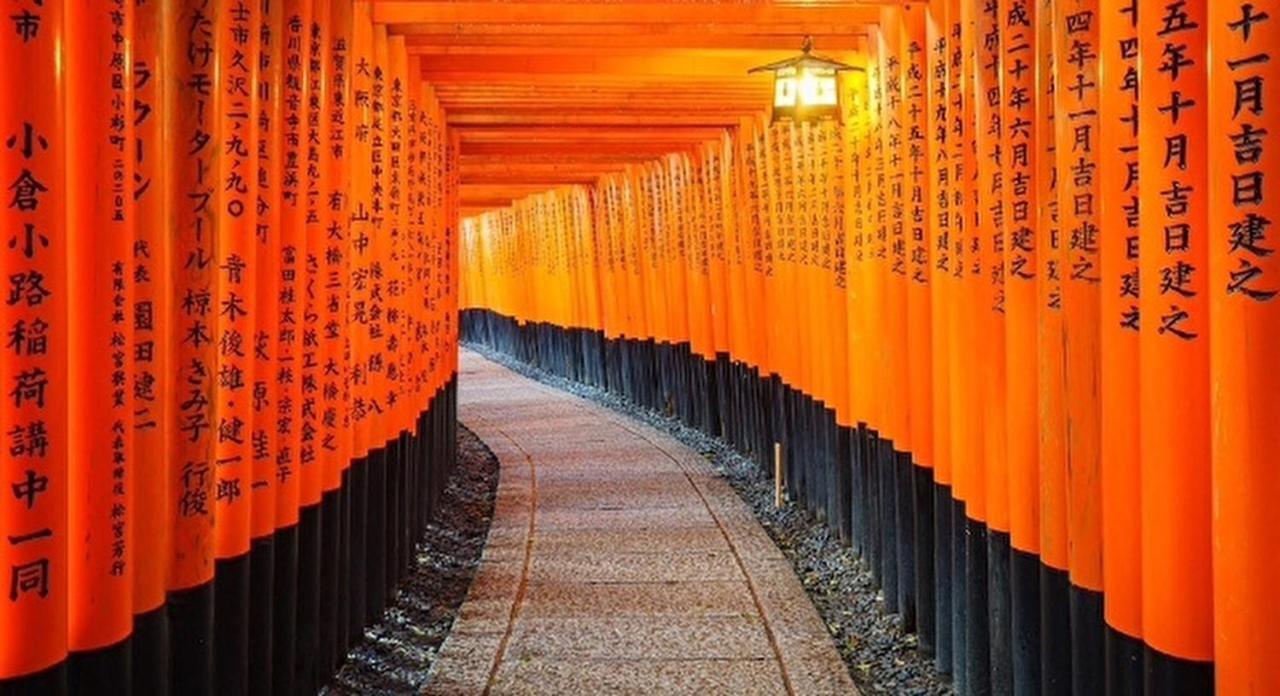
(425, 350, 857, 695)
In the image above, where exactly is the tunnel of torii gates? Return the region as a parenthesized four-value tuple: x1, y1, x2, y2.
(0, 0, 1276, 694)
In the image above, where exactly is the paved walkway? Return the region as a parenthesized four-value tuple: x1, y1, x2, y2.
(426, 351, 856, 695)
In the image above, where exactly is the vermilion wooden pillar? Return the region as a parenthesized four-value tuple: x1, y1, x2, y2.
(945, 0, 973, 683)
(1052, 0, 1106, 690)
(971, 0, 1003, 689)
(1098, 0, 1144, 691)
(274, 1, 311, 692)
(345, 0, 373, 646)
(168, 1, 220, 692)
(293, 1, 330, 689)
(924, 0, 954, 673)
(65, 1, 137, 688)
(212, 0, 261, 691)
(0, 1, 68, 691)
(1137, 0, 1214, 690)
(901, 4, 936, 655)
(324, 0, 354, 669)
(248, 0, 282, 692)
(1208, 1, 1279, 692)
(131, 1, 172, 691)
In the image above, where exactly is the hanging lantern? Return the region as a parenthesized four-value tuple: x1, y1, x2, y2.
(749, 36, 859, 123)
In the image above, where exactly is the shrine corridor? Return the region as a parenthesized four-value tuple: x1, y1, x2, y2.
(3, 0, 1279, 695)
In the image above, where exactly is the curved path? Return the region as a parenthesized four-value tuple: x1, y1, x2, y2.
(426, 351, 857, 695)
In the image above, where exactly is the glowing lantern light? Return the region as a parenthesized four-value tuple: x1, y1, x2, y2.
(749, 36, 858, 123)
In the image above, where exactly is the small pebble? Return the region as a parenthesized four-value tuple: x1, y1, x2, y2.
(324, 424, 500, 695)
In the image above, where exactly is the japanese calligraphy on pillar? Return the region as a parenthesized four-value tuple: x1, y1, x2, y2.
(348, 5, 371, 456)
(406, 90, 423, 404)
(1003, 0, 1035, 292)
(974, 0, 1006, 527)
(1209, 3, 1280, 691)
(299, 0, 328, 505)
(131, 0, 169, 621)
(905, 11, 931, 289)
(215, 0, 259, 559)
(903, 6, 933, 465)
(1055, 0, 1105, 595)
(252, 0, 282, 536)
(277, 0, 311, 526)
(171, 0, 219, 590)
(930, 4, 952, 284)
(367, 26, 387, 439)
(1003, 0, 1044, 555)
(1036, 0, 1068, 577)
(927, 0, 953, 484)
(1098, 0, 1143, 650)
(1212, 2, 1275, 304)
(1107, 0, 1141, 332)
(324, 0, 351, 486)
(66, 0, 137, 649)
(1057, 1, 1101, 288)
(1143, 0, 1207, 343)
(1, 0, 67, 676)
(385, 37, 404, 434)
(977, 0, 1005, 315)
(880, 10, 909, 444)
(1138, 0, 1214, 667)
(949, 0, 967, 296)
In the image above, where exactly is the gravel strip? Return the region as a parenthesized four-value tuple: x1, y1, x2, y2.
(465, 343, 953, 696)
(326, 424, 500, 695)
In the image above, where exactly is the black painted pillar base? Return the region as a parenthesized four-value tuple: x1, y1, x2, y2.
(295, 502, 323, 695)
(965, 517, 990, 696)
(132, 603, 168, 696)
(0, 661, 68, 696)
(1040, 565, 1072, 696)
(835, 426, 852, 546)
(1143, 645, 1213, 696)
(366, 446, 388, 622)
(271, 525, 298, 696)
(68, 635, 131, 696)
(895, 450, 915, 631)
(1010, 547, 1041, 696)
(1069, 585, 1105, 696)
(987, 530, 1012, 696)
(319, 488, 343, 683)
(169, 580, 215, 696)
(1104, 626, 1142, 696)
(248, 536, 274, 696)
(933, 483, 953, 675)
(850, 424, 868, 560)
(348, 455, 368, 640)
(952, 499, 967, 692)
(913, 464, 934, 654)
(879, 437, 898, 615)
(213, 553, 251, 696)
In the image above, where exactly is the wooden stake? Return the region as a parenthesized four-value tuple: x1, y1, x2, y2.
(774, 441, 784, 508)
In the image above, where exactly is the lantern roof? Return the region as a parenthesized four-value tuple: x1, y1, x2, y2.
(747, 36, 860, 75)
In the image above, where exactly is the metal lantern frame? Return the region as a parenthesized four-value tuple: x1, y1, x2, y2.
(748, 36, 861, 124)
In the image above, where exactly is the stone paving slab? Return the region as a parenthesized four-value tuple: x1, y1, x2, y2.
(425, 351, 857, 695)
(489, 657, 787, 695)
(529, 526, 728, 554)
(519, 580, 758, 619)
(529, 549, 743, 584)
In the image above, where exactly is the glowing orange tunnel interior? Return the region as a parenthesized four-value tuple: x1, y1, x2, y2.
(2, 1, 1278, 694)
